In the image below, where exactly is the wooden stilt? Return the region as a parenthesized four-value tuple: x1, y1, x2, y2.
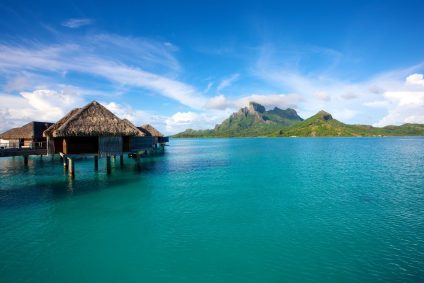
(94, 155, 99, 171)
(23, 155, 28, 166)
(68, 158, 75, 178)
(106, 156, 111, 174)
(136, 153, 142, 170)
(120, 155, 124, 167)
(63, 157, 68, 171)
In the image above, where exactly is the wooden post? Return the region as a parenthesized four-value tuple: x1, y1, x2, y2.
(63, 139, 66, 154)
(63, 156, 68, 171)
(23, 155, 28, 166)
(120, 155, 124, 167)
(68, 158, 75, 178)
(106, 156, 111, 174)
(94, 155, 99, 171)
(135, 153, 140, 168)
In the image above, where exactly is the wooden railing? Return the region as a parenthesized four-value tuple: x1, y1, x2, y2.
(0, 141, 46, 149)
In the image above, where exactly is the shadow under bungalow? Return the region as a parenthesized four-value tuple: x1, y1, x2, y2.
(0, 101, 169, 177)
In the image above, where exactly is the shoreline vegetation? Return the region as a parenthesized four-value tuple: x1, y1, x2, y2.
(173, 102, 424, 138)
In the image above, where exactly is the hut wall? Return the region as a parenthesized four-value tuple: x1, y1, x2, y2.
(99, 136, 123, 156)
(23, 139, 33, 148)
(47, 138, 55, 154)
(123, 136, 131, 152)
(54, 138, 63, 154)
(64, 137, 99, 154)
(0, 139, 19, 149)
(158, 137, 169, 143)
(130, 136, 155, 151)
(33, 122, 53, 141)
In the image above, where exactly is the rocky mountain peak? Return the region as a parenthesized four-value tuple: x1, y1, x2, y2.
(248, 102, 266, 113)
(316, 110, 333, 121)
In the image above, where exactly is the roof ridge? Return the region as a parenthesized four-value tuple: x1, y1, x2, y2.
(43, 107, 81, 137)
(54, 102, 93, 134)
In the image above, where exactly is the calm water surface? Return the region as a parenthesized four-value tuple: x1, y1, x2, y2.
(1, 138, 424, 283)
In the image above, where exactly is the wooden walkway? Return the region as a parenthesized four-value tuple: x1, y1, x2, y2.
(0, 148, 47, 158)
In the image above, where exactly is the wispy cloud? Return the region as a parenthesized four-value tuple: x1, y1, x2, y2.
(62, 18, 94, 28)
(206, 93, 302, 110)
(217, 73, 240, 93)
(0, 36, 207, 109)
(0, 34, 214, 134)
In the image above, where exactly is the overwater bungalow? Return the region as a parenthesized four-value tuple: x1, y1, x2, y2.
(136, 124, 169, 149)
(0, 121, 53, 149)
(0, 100, 167, 176)
(43, 101, 145, 156)
(41, 101, 168, 177)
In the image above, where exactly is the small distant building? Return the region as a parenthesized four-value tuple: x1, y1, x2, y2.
(134, 124, 169, 150)
(43, 101, 145, 156)
(0, 121, 53, 149)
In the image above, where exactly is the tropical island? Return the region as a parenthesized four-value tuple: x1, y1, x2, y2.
(174, 102, 424, 138)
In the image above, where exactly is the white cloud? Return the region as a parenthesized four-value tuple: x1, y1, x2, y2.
(105, 102, 231, 134)
(165, 110, 232, 134)
(62, 18, 93, 28)
(217, 73, 240, 93)
(384, 91, 424, 106)
(405, 115, 424, 123)
(373, 76, 424, 126)
(341, 92, 358, 100)
(364, 100, 389, 108)
(313, 91, 331, 101)
(253, 44, 424, 125)
(20, 89, 84, 121)
(406, 73, 424, 86)
(4, 75, 31, 92)
(0, 88, 85, 132)
(104, 101, 165, 127)
(205, 94, 233, 109)
(332, 109, 357, 121)
(236, 94, 302, 109)
(204, 82, 213, 93)
(206, 93, 302, 110)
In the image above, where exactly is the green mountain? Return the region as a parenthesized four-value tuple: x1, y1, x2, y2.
(275, 110, 424, 137)
(174, 102, 424, 138)
(174, 102, 303, 137)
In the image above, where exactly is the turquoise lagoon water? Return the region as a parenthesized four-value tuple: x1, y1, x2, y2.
(1, 137, 424, 283)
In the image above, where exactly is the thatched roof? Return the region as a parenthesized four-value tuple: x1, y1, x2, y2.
(0, 121, 53, 140)
(44, 101, 145, 138)
(138, 124, 163, 137)
(43, 108, 81, 138)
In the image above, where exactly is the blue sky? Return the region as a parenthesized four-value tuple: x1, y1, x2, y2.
(1, 0, 424, 134)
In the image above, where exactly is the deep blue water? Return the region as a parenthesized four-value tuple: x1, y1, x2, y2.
(1, 137, 424, 282)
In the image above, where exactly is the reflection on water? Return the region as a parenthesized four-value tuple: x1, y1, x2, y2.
(1, 138, 424, 283)
(0, 154, 163, 208)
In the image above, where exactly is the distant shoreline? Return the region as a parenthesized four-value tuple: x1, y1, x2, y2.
(172, 135, 424, 139)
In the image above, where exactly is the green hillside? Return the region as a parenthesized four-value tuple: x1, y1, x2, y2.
(174, 102, 303, 137)
(174, 103, 424, 138)
(275, 110, 424, 137)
